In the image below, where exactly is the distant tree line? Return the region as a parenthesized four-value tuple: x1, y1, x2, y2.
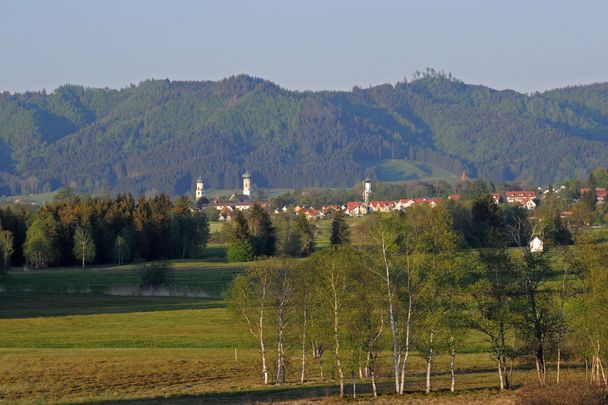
(0, 190, 209, 269)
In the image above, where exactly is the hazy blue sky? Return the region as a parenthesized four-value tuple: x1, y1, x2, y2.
(1, 0, 607, 93)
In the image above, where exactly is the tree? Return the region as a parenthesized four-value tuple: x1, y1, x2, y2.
(73, 226, 95, 267)
(568, 235, 608, 387)
(311, 247, 358, 397)
(24, 216, 58, 269)
(248, 203, 276, 257)
(0, 228, 14, 270)
(266, 259, 295, 384)
(470, 193, 503, 247)
(275, 214, 302, 257)
(330, 210, 350, 247)
(467, 248, 517, 390)
(507, 216, 558, 386)
(227, 239, 254, 262)
(362, 213, 405, 394)
(227, 263, 272, 385)
(411, 206, 460, 394)
(112, 232, 131, 265)
(294, 214, 315, 256)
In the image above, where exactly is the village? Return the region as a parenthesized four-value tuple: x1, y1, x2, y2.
(194, 171, 608, 222)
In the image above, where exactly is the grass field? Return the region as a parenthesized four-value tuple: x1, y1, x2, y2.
(0, 288, 554, 404)
(360, 159, 458, 183)
(0, 222, 592, 404)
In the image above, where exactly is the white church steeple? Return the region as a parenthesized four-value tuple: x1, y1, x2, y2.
(363, 177, 372, 203)
(242, 170, 252, 197)
(195, 177, 205, 200)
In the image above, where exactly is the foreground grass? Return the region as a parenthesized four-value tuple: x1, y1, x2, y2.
(0, 292, 586, 404)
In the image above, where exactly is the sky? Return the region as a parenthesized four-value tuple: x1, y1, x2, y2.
(1, 0, 607, 94)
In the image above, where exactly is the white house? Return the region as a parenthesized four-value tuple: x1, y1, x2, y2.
(529, 236, 544, 253)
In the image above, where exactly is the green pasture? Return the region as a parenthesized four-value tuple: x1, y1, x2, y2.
(0, 218, 593, 404)
(360, 159, 458, 183)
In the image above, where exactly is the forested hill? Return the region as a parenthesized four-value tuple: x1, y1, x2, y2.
(1, 72, 608, 196)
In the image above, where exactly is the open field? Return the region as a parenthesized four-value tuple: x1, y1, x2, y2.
(0, 290, 583, 404)
(0, 256, 588, 404)
(0, 224, 599, 404)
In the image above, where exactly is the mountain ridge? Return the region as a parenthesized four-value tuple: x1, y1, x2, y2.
(1, 72, 607, 196)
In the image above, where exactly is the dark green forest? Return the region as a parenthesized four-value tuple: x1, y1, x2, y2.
(1, 70, 608, 196)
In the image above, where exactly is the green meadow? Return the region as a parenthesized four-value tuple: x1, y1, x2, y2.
(0, 220, 587, 404)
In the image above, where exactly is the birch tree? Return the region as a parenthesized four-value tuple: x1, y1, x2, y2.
(568, 235, 608, 387)
(227, 265, 272, 384)
(467, 248, 517, 390)
(73, 226, 95, 268)
(312, 247, 357, 397)
(266, 259, 295, 384)
(362, 213, 403, 394)
(412, 205, 459, 394)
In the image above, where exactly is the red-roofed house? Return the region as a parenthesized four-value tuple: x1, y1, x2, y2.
(346, 202, 368, 216)
(597, 188, 607, 203)
(506, 191, 536, 204)
(521, 198, 537, 210)
(322, 205, 341, 215)
(490, 193, 501, 204)
(299, 208, 323, 221)
(369, 201, 396, 213)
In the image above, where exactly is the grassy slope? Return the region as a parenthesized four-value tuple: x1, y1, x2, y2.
(361, 159, 458, 183)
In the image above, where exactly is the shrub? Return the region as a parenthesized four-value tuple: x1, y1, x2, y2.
(227, 239, 254, 262)
(139, 263, 174, 288)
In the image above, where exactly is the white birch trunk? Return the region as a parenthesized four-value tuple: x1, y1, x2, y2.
(399, 291, 412, 394)
(260, 321, 268, 384)
(380, 234, 401, 394)
(495, 348, 504, 391)
(556, 347, 561, 385)
(426, 331, 433, 394)
(450, 347, 456, 392)
(331, 274, 344, 397)
(300, 300, 307, 383)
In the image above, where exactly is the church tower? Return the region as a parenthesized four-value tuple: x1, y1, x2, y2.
(363, 177, 372, 203)
(242, 170, 252, 197)
(195, 177, 205, 201)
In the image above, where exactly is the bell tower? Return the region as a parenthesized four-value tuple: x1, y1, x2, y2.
(195, 177, 205, 201)
(242, 170, 252, 197)
(363, 177, 372, 203)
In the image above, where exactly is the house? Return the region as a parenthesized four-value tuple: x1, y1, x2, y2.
(521, 198, 537, 210)
(490, 193, 501, 204)
(395, 198, 417, 210)
(322, 205, 341, 215)
(345, 201, 368, 216)
(448, 194, 461, 202)
(529, 236, 543, 253)
(395, 197, 441, 210)
(369, 201, 395, 213)
(597, 188, 607, 203)
(273, 206, 289, 215)
(299, 208, 324, 221)
(506, 191, 536, 204)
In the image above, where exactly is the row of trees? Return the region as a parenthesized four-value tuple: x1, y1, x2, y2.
(1, 193, 210, 269)
(228, 202, 603, 397)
